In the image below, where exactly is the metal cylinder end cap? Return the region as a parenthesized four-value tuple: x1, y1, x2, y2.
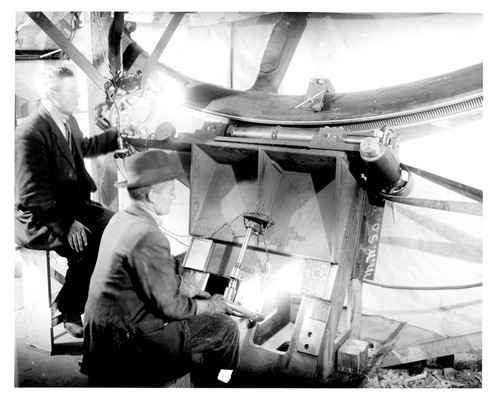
(360, 137, 381, 157)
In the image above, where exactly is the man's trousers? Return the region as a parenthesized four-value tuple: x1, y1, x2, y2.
(54, 201, 114, 316)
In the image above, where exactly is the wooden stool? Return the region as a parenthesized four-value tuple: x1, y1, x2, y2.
(16, 247, 68, 355)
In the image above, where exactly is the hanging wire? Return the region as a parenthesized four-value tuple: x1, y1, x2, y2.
(160, 227, 191, 239)
(160, 227, 191, 247)
(159, 212, 274, 252)
(261, 231, 273, 273)
(112, 96, 121, 132)
(206, 214, 245, 240)
(114, 157, 128, 181)
(362, 279, 482, 291)
(145, 133, 156, 150)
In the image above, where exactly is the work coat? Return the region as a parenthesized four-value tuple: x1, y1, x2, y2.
(15, 107, 118, 249)
(81, 204, 197, 385)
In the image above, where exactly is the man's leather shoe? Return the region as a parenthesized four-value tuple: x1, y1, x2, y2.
(63, 315, 84, 338)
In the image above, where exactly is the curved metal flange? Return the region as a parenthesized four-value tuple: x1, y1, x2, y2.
(163, 63, 482, 127)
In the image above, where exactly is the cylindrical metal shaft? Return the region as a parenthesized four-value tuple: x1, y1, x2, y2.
(360, 137, 402, 189)
(235, 226, 253, 269)
(229, 126, 319, 142)
(225, 226, 254, 301)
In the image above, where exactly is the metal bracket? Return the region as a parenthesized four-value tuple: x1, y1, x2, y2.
(297, 318, 327, 356)
(295, 78, 335, 112)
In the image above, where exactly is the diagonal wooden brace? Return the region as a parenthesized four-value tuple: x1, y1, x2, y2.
(26, 12, 108, 91)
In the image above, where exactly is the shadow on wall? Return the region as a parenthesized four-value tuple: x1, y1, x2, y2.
(362, 186, 482, 336)
(380, 206, 482, 264)
(364, 298, 482, 316)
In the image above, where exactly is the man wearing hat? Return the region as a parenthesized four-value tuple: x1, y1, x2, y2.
(81, 149, 240, 387)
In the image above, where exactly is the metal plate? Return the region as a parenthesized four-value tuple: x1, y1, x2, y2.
(184, 238, 213, 271)
(182, 269, 210, 291)
(297, 318, 327, 357)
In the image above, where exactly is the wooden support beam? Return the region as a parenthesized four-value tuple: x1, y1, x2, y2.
(314, 188, 364, 383)
(334, 328, 352, 348)
(347, 279, 363, 340)
(139, 12, 185, 96)
(353, 197, 385, 281)
(26, 12, 108, 91)
(337, 338, 370, 374)
(381, 331, 482, 368)
(357, 322, 407, 387)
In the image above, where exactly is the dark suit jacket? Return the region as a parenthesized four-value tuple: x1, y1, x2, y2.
(15, 106, 118, 249)
(82, 204, 197, 383)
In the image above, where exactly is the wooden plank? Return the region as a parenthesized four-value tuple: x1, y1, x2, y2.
(300, 259, 337, 300)
(281, 295, 329, 381)
(19, 249, 54, 355)
(283, 296, 329, 366)
(354, 198, 385, 280)
(381, 331, 482, 368)
(337, 338, 370, 374)
(347, 279, 363, 340)
(334, 329, 351, 346)
(139, 13, 185, 96)
(357, 322, 407, 387)
(314, 188, 364, 383)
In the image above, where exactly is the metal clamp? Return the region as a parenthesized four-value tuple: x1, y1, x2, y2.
(294, 78, 335, 112)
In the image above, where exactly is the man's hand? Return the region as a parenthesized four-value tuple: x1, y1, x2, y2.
(208, 294, 233, 315)
(67, 220, 91, 252)
(121, 125, 141, 138)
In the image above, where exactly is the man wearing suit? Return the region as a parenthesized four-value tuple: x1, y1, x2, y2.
(15, 66, 119, 338)
(81, 150, 240, 387)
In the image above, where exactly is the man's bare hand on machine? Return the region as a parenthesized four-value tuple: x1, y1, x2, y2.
(208, 294, 234, 315)
(67, 220, 91, 252)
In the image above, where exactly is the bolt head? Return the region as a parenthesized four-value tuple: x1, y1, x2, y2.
(360, 137, 381, 158)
